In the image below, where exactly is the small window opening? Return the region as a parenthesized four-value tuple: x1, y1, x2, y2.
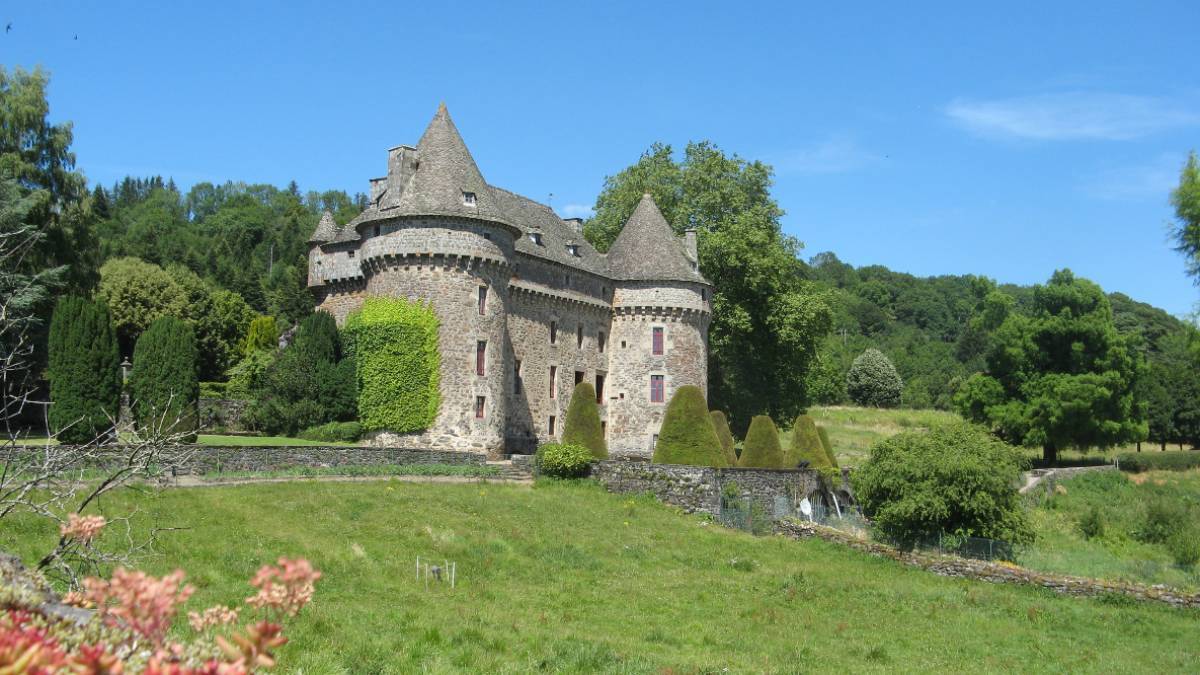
(650, 375, 664, 403)
(514, 360, 522, 394)
(348, 250, 355, 258)
(652, 327, 664, 356)
(549, 366, 557, 399)
(529, 232, 543, 246)
(596, 374, 605, 403)
(462, 191, 477, 206)
(566, 244, 579, 256)
(598, 331, 606, 353)
(620, 340, 627, 349)
(577, 324, 584, 349)
(476, 341, 487, 376)
(475, 396, 486, 419)
(477, 286, 487, 315)
(373, 225, 380, 237)
(548, 416, 557, 436)
(575, 370, 584, 385)
(550, 321, 557, 344)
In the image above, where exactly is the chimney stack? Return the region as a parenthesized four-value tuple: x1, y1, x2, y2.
(564, 217, 584, 234)
(684, 229, 698, 261)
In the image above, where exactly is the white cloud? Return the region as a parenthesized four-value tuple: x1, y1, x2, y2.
(1082, 153, 1186, 200)
(946, 92, 1199, 141)
(560, 203, 594, 218)
(774, 136, 882, 174)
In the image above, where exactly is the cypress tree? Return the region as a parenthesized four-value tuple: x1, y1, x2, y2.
(710, 410, 737, 465)
(816, 425, 839, 468)
(47, 296, 121, 444)
(242, 315, 278, 356)
(130, 316, 199, 441)
(653, 385, 728, 467)
(788, 414, 832, 470)
(738, 415, 786, 468)
(562, 382, 607, 458)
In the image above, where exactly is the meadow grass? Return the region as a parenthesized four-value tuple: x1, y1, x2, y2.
(1, 480, 1195, 673)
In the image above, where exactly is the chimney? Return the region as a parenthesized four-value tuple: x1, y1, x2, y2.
(369, 177, 386, 204)
(564, 217, 584, 234)
(386, 145, 417, 204)
(684, 229, 698, 261)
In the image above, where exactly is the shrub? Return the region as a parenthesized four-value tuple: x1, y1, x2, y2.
(1079, 505, 1106, 540)
(298, 421, 364, 443)
(1137, 498, 1189, 544)
(788, 414, 831, 470)
(853, 422, 1033, 547)
(738, 415, 786, 469)
(710, 410, 737, 465)
(130, 316, 199, 441)
(562, 382, 607, 459)
(343, 297, 440, 432)
(47, 296, 121, 444)
(653, 386, 728, 467)
(199, 381, 227, 398)
(224, 349, 275, 399)
(816, 425, 838, 468)
(243, 315, 278, 356)
(1116, 451, 1200, 473)
(536, 443, 593, 478)
(846, 348, 903, 408)
(1167, 528, 1200, 568)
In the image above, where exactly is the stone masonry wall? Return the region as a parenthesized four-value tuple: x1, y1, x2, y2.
(592, 460, 822, 516)
(77, 445, 486, 476)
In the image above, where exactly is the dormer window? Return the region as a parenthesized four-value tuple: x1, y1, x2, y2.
(566, 244, 579, 256)
(462, 191, 477, 206)
(529, 233, 543, 246)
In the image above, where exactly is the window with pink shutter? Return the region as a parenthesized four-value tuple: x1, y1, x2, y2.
(652, 327, 664, 355)
(650, 375, 664, 403)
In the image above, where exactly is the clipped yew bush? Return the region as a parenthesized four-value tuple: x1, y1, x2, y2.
(710, 410, 737, 465)
(562, 382, 607, 458)
(738, 415, 786, 468)
(847, 348, 903, 408)
(653, 385, 728, 467)
(130, 316, 199, 441)
(817, 425, 839, 468)
(242, 315, 278, 355)
(788, 414, 831, 470)
(343, 297, 440, 432)
(536, 443, 593, 478)
(47, 296, 122, 443)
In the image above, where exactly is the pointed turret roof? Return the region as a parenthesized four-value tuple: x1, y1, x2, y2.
(308, 209, 338, 243)
(606, 194, 707, 283)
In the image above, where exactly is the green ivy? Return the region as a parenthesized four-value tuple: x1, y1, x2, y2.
(343, 297, 440, 432)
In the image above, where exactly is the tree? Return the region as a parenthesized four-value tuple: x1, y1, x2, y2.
(585, 142, 832, 434)
(788, 414, 832, 470)
(738, 415, 786, 468)
(1171, 151, 1200, 283)
(46, 297, 120, 444)
(561, 382, 607, 459)
(846, 348, 903, 407)
(243, 315, 279, 356)
(130, 316, 199, 441)
(166, 264, 255, 380)
(709, 410, 737, 465)
(852, 423, 1033, 548)
(95, 257, 188, 355)
(816, 425, 838, 468)
(1143, 328, 1200, 450)
(653, 385, 727, 467)
(955, 270, 1145, 463)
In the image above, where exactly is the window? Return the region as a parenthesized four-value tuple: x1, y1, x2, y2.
(347, 250, 355, 258)
(462, 191, 477, 206)
(566, 244, 579, 256)
(598, 331, 606, 353)
(575, 370, 584, 385)
(620, 340, 627, 349)
(476, 341, 487, 376)
(514, 359, 522, 394)
(652, 327, 664, 356)
(548, 415, 557, 436)
(602, 421, 607, 436)
(475, 396, 486, 419)
(529, 232, 543, 246)
(650, 375, 664, 403)
(373, 225, 380, 237)
(577, 324, 584, 349)
(651, 434, 659, 450)
(565, 274, 571, 286)
(550, 321, 557, 344)
(477, 286, 487, 315)
(483, 232, 491, 240)
(549, 366, 557, 399)
(595, 374, 605, 403)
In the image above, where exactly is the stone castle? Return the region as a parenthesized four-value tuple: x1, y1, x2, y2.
(307, 105, 711, 458)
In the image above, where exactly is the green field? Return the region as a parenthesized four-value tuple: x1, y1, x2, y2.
(1, 480, 1195, 673)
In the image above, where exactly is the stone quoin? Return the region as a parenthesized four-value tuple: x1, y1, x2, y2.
(308, 105, 712, 458)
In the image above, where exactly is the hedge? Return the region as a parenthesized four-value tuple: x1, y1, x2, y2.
(130, 315, 199, 441)
(298, 421, 364, 443)
(816, 425, 839, 468)
(562, 382, 607, 458)
(343, 297, 440, 432)
(710, 410, 737, 465)
(536, 443, 593, 478)
(653, 385, 728, 467)
(47, 296, 122, 444)
(1117, 450, 1200, 473)
(738, 415, 786, 469)
(788, 414, 831, 470)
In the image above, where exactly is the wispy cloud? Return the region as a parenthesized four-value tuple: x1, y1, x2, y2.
(946, 92, 1199, 141)
(1082, 152, 1186, 200)
(774, 135, 882, 174)
(560, 203, 594, 218)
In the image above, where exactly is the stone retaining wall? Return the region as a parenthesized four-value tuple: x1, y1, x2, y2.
(1023, 465, 1116, 495)
(591, 460, 824, 516)
(78, 445, 486, 475)
(776, 519, 1200, 609)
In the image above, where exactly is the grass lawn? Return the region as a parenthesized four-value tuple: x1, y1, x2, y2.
(1, 480, 1195, 672)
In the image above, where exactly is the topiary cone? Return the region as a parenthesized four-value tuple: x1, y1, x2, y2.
(710, 410, 737, 465)
(738, 415, 786, 468)
(816, 425, 839, 468)
(654, 385, 728, 467)
(562, 382, 608, 459)
(789, 414, 831, 470)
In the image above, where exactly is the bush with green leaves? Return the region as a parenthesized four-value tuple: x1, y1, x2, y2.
(1137, 498, 1190, 545)
(653, 385, 727, 467)
(130, 315, 199, 441)
(47, 296, 122, 444)
(562, 382, 607, 458)
(343, 297, 440, 432)
(853, 422, 1033, 547)
(710, 410, 737, 465)
(846, 348, 903, 408)
(788, 414, 831, 470)
(535, 443, 593, 478)
(738, 415, 786, 468)
(1116, 451, 1200, 473)
(1167, 528, 1200, 568)
(243, 315, 278, 356)
(1079, 505, 1106, 540)
(816, 425, 838, 468)
(298, 421, 364, 443)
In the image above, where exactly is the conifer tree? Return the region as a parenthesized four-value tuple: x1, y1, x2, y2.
(47, 296, 121, 443)
(653, 385, 727, 467)
(738, 415, 786, 468)
(242, 315, 278, 356)
(788, 414, 832, 470)
(817, 425, 839, 468)
(561, 382, 607, 459)
(130, 316, 199, 441)
(710, 410, 737, 465)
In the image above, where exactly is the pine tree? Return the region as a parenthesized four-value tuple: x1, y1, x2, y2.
(130, 316, 199, 441)
(653, 385, 727, 467)
(738, 415, 786, 468)
(709, 410, 737, 465)
(562, 382, 607, 458)
(47, 296, 121, 444)
(788, 414, 832, 470)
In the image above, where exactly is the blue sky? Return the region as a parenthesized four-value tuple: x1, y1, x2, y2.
(6, 1, 1198, 314)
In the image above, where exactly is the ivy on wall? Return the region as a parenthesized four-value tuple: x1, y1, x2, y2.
(343, 297, 441, 432)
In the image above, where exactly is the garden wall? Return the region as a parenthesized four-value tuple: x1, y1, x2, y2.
(80, 445, 486, 476)
(591, 460, 825, 516)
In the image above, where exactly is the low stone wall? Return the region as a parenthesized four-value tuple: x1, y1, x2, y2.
(776, 519, 1200, 609)
(1022, 465, 1116, 494)
(592, 460, 823, 517)
(80, 445, 486, 475)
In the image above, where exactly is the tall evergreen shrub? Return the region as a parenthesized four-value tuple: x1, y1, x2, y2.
(562, 382, 607, 458)
(710, 410, 737, 465)
(343, 297, 440, 432)
(47, 296, 121, 443)
(130, 316, 199, 441)
(817, 425, 839, 468)
(846, 348, 903, 408)
(653, 385, 728, 467)
(738, 415, 786, 468)
(242, 315, 278, 356)
(788, 414, 832, 470)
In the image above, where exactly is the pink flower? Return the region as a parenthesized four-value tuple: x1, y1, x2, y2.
(246, 558, 321, 618)
(83, 568, 194, 646)
(188, 605, 240, 632)
(60, 513, 106, 543)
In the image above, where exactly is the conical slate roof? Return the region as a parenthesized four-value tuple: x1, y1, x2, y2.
(308, 210, 338, 243)
(607, 194, 707, 283)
